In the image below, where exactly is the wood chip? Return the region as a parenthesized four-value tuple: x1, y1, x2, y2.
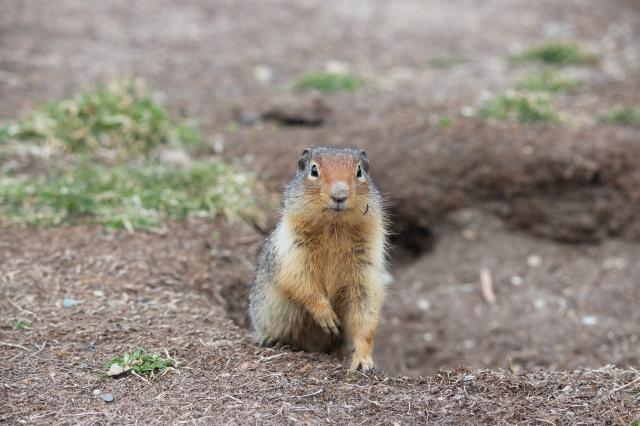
(480, 268, 497, 304)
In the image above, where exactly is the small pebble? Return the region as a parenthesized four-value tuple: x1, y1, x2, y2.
(582, 316, 598, 326)
(92, 389, 101, 396)
(157, 148, 191, 167)
(212, 134, 225, 154)
(63, 297, 80, 308)
(510, 276, 523, 286)
(237, 111, 261, 126)
(543, 22, 574, 38)
(87, 340, 95, 352)
(602, 257, 626, 271)
(107, 364, 125, 376)
(460, 106, 475, 117)
(325, 60, 349, 74)
(253, 65, 273, 84)
(93, 290, 105, 299)
(533, 298, 546, 310)
(462, 229, 477, 240)
(417, 299, 431, 311)
(422, 332, 433, 342)
(101, 393, 114, 402)
(527, 255, 542, 267)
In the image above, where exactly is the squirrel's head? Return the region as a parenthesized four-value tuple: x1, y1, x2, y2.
(294, 147, 372, 215)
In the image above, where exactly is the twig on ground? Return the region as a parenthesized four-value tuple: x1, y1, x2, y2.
(292, 389, 324, 398)
(0, 341, 29, 351)
(132, 370, 151, 384)
(258, 352, 288, 363)
(480, 268, 497, 304)
(29, 341, 47, 357)
(609, 373, 640, 394)
(221, 394, 244, 404)
(7, 298, 39, 319)
(162, 347, 180, 367)
(160, 367, 179, 377)
(362, 397, 382, 407)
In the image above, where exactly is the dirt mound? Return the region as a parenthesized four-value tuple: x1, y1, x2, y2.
(2, 222, 639, 424)
(228, 119, 640, 253)
(369, 120, 640, 248)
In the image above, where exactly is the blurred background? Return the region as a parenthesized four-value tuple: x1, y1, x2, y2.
(1, 0, 639, 377)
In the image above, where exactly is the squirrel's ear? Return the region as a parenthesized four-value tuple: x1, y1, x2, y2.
(297, 148, 311, 171)
(361, 156, 370, 174)
(358, 150, 370, 174)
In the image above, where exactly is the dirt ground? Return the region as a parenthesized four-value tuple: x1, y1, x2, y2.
(2, 222, 639, 424)
(2, 0, 640, 423)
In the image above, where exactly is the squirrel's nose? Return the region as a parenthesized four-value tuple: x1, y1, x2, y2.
(330, 181, 349, 202)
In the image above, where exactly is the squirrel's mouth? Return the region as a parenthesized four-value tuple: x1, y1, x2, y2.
(328, 200, 348, 212)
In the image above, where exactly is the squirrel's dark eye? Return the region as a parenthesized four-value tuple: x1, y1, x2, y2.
(356, 165, 363, 179)
(310, 164, 319, 178)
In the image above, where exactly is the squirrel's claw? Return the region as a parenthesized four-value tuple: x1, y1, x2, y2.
(350, 354, 375, 373)
(314, 308, 342, 338)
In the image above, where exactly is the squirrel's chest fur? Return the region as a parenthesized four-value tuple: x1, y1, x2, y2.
(273, 212, 383, 297)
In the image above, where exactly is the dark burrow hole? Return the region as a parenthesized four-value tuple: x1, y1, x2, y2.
(388, 224, 435, 265)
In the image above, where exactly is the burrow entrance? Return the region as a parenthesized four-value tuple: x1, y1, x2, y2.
(212, 129, 640, 376)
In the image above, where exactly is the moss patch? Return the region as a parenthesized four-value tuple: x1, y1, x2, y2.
(516, 70, 582, 93)
(427, 55, 468, 69)
(294, 72, 364, 93)
(0, 79, 201, 160)
(602, 106, 640, 126)
(0, 161, 262, 231)
(510, 42, 599, 66)
(481, 92, 562, 124)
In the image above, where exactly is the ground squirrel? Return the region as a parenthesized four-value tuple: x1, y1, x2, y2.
(249, 147, 389, 371)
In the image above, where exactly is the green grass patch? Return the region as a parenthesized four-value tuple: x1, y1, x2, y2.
(0, 161, 262, 230)
(602, 106, 640, 126)
(510, 42, 599, 66)
(0, 79, 201, 160)
(427, 55, 468, 69)
(106, 349, 178, 377)
(294, 72, 364, 93)
(0, 78, 267, 231)
(436, 115, 452, 128)
(516, 69, 582, 93)
(11, 319, 31, 330)
(481, 92, 562, 124)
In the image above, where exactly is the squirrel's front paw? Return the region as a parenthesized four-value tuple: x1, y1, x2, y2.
(350, 354, 375, 373)
(313, 308, 342, 337)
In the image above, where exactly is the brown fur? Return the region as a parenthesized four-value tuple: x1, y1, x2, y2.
(249, 147, 388, 371)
